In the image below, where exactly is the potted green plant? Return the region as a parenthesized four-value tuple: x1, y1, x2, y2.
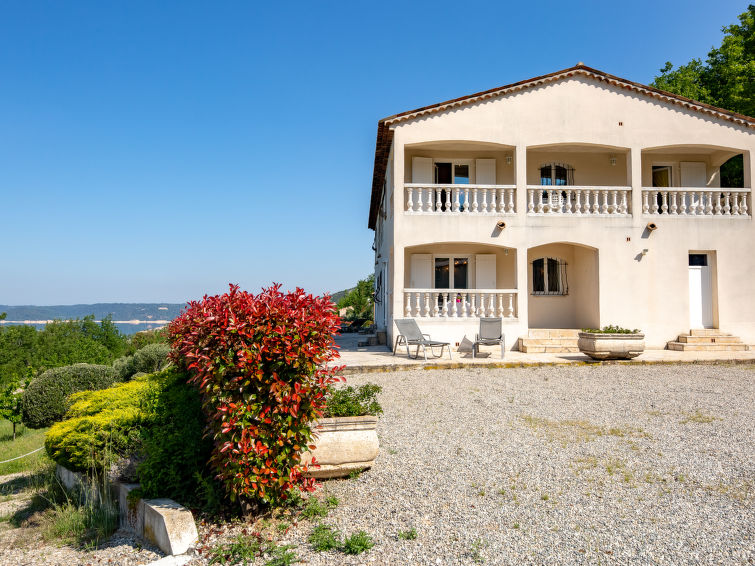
(578, 325, 645, 360)
(302, 384, 382, 479)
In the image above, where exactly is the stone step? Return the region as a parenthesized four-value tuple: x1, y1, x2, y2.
(518, 336, 580, 353)
(689, 329, 730, 337)
(678, 335, 743, 344)
(667, 342, 749, 351)
(527, 328, 581, 339)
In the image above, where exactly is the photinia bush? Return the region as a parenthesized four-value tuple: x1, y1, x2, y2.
(168, 284, 342, 507)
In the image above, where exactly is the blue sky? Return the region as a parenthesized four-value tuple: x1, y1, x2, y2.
(0, 0, 746, 304)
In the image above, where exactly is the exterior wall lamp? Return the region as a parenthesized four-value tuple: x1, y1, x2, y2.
(609, 155, 617, 166)
(505, 155, 513, 165)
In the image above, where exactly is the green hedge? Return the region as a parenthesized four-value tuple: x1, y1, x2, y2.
(112, 343, 171, 381)
(45, 368, 221, 512)
(22, 364, 118, 429)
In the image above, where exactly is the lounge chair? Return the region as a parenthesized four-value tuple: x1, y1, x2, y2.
(393, 319, 452, 361)
(473, 317, 505, 358)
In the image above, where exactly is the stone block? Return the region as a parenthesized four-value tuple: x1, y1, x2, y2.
(142, 498, 198, 556)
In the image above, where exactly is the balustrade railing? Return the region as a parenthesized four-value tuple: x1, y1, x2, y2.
(403, 288, 517, 319)
(526, 186, 631, 216)
(642, 188, 751, 216)
(405, 184, 516, 214)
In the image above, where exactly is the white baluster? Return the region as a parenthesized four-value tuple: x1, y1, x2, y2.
(470, 293, 477, 317)
(404, 293, 411, 316)
(600, 190, 608, 214)
(680, 191, 687, 215)
(732, 193, 740, 215)
(574, 190, 582, 215)
(406, 188, 414, 212)
(488, 189, 496, 213)
(453, 187, 460, 212)
(565, 190, 572, 214)
(696, 191, 704, 215)
(642, 191, 649, 214)
(670, 191, 677, 215)
(661, 192, 668, 214)
(507, 293, 514, 318)
(741, 192, 749, 216)
(435, 188, 442, 212)
(592, 190, 600, 214)
(507, 188, 515, 213)
(621, 190, 628, 214)
(651, 191, 659, 214)
(488, 293, 495, 317)
(422, 292, 429, 317)
(444, 188, 452, 212)
(471, 189, 478, 213)
(442, 293, 449, 317)
(461, 292, 468, 318)
(432, 293, 439, 317)
(724, 192, 731, 215)
(528, 189, 535, 213)
(497, 293, 503, 317)
(536, 190, 544, 213)
(705, 191, 713, 215)
(462, 188, 470, 212)
(583, 190, 591, 214)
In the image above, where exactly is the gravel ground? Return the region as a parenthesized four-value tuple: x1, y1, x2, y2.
(194, 364, 755, 565)
(3, 364, 753, 565)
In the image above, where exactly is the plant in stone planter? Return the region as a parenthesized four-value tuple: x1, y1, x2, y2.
(578, 325, 645, 360)
(302, 384, 382, 479)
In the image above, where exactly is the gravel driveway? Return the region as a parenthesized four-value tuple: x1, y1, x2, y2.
(270, 364, 754, 565)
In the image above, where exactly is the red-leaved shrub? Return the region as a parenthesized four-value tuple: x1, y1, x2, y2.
(168, 284, 342, 506)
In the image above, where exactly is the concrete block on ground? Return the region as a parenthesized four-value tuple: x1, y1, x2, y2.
(142, 498, 198, 556)
(116, 482, 143, 533)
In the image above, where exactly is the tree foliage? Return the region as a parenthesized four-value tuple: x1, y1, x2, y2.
(652, 5, 754, 117)
(0, 316, 129, 390)
(652, 5, 754, 188)
(336, 275, 374, 321)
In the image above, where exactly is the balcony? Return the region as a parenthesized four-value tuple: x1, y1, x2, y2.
(526, 186, 631, 216)
(641, 188, 751, 216)
(403, 288, 518, 319)
(405, 184, 516, 215)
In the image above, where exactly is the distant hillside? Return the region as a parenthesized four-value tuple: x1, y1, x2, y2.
(0, 303, 186, 322)
(330, 287, 355, 305)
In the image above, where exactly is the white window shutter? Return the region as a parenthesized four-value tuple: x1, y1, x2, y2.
(475, 158, 496, 185)
(680, 162, 707, 187)
(412, 157, 433, 183)
(475, 254, 496, 289)
(410, 254, 432, 288)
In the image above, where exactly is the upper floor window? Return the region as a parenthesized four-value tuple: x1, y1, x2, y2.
(532, 257, 568, 295)
(434, 162, 470, 184)
(540, 163, 574, 186)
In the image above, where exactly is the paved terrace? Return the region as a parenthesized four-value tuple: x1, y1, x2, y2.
(335, 334, 755, 374)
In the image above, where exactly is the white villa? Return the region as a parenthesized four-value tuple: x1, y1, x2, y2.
(368, 64, 754, 352)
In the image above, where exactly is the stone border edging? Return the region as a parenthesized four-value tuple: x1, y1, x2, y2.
(341, 357, 755, 375)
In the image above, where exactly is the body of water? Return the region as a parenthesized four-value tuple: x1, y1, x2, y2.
(0, 321, 168, 335)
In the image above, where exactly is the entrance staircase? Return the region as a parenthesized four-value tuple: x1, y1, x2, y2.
(517, 329, 580, 353)
(667, 329, 749, 351)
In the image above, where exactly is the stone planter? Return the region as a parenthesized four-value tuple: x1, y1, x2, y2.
(301, 416, 379, 479)
(578, 332, 645, 360)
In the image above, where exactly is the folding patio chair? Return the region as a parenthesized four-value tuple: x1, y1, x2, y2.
(393, 319, 452, 361)
(473, 317, 505, 358)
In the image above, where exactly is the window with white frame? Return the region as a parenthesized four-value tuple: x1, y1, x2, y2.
(532, 257, 568, 295)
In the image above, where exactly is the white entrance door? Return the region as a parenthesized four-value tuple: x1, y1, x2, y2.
(688, 254, 713, 329)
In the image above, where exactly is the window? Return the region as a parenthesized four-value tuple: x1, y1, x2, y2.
(434, 162, 470, 184)
(434, 257, 469, 289)
(532, 258, 568, 295)
(540, 163, 574, 186)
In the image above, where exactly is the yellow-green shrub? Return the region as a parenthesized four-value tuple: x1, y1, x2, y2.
(45, 368, 221, 511)
(45, 375, 158, 472)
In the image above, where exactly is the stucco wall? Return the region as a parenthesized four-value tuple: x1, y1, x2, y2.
(379, 75, 754, 348)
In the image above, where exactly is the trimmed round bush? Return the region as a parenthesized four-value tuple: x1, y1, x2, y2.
(112, 354, 136, 380)
(22, 363, 118, 428)
(132, 343, 171, 375)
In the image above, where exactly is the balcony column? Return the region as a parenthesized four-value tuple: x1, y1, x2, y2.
(515, 247, 528, 329)
(745, 150, 754, 215)
(515, 144, 527, 216)
(628, 146, 643, 226)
